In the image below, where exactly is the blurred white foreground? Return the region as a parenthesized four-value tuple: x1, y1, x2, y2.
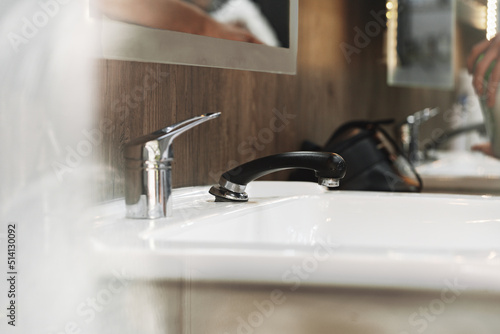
(0, 1, 97, 333)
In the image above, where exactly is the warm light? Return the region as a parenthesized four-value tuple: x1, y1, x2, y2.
(387, 0, 398, 73)
(487, 0, 498, 40)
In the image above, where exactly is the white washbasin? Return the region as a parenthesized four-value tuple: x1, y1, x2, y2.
(417, 150, 500, 194)
(91, 181, 500, 291)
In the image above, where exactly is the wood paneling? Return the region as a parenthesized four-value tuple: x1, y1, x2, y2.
(95, 0, 454, 201)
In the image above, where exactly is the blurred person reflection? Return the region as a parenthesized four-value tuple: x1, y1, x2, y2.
(97, 0, 263, 43)
(467, 35, 500, 158)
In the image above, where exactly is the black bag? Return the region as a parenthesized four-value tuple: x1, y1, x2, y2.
(290, 119, 422, 192)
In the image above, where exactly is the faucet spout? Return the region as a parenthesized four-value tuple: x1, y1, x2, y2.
(209, 152, 346, 202)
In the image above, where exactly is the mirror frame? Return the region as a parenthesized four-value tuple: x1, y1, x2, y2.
(99, 0, 298, 74)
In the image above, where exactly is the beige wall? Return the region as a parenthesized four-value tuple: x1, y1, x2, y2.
(95, 0, 455, 201)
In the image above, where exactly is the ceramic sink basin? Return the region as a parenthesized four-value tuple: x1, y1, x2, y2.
(90, 181, 500, 292)
(417, 151, 500, 194)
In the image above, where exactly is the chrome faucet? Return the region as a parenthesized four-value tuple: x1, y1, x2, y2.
(399, 107, 438, 164)
(209, 152, 346, 202)
(124, 112, 220, 219)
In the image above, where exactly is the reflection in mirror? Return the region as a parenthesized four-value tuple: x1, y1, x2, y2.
(97, 0, 289, 47)
(386, 0, 500, 195)
(387, 0, 491, 89)
(387, 0, 456, 89)
(180, 0, 290, 47)
(97, 0, 297, 73)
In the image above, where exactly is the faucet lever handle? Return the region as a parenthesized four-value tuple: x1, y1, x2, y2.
(407, 107, 439, 124)
(157, 112, 221, 160)
(125, 112, 221, 162)
(161, 112, 221, 140)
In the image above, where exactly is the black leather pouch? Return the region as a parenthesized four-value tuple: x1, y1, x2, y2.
(290, 119, 422, 192)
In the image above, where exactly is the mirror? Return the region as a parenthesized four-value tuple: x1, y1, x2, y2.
(386, 0, 500, 195)
(386, 0, 492, 89)
(387, 0, 456, 89)
(96, 0, 298, 74)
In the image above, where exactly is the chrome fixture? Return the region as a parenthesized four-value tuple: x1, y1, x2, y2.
(399, 107, 439, 164)
(422, 123, 486, 153)
(124, 112, 221, 219)
(209, 152, 346, 202)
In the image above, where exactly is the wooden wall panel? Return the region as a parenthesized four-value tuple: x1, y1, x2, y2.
(95, 0, 455, 201)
